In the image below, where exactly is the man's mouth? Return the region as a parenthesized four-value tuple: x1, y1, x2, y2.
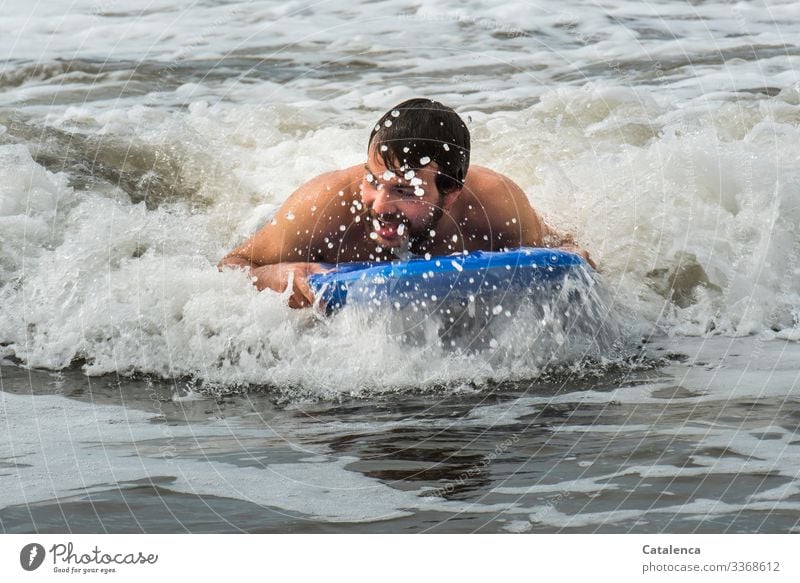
(373, 217, 407, 242)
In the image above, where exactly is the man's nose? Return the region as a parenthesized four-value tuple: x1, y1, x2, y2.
(370, 186, 396, 215)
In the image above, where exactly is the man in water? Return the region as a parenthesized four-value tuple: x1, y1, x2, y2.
(220, 98, 593, 308)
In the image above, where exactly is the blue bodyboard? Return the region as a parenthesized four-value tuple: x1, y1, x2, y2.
(307, 248, 589, 315)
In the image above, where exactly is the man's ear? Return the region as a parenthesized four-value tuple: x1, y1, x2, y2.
(441, 186, 463, 210)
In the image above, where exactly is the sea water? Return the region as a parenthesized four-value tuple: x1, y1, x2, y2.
(1, 0, 799, 533)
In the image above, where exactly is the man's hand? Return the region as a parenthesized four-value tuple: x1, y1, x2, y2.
(249, 262, 330, 309)
(558, 244, 597, 270)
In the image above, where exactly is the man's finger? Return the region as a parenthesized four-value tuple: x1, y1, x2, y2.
(284, 269, 305, 309)
(288, 293, 310, 309)
(294, 275, 316, 306)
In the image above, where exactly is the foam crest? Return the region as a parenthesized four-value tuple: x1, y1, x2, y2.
(0, 149, 625, 396)
(500, 85, 800, 337)
(3, 83, 800, 395)
(1, 0, 799, 395)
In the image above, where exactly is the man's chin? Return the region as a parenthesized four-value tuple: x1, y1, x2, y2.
(374, 233, 404, 248)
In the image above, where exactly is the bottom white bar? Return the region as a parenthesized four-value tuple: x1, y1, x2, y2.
(1, 535, 796, 582)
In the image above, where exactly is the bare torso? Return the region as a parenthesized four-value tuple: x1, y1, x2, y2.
(220, 163, 587, 307)
(246, 164, 549, 264)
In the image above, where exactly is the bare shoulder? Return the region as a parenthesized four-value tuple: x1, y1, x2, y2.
(462, 165, 535, 217)
(464, 165, 522, 193)
(224, 165, 361, 265)
(459, 165, 545, 246)
(267, 165, 364, 233)
(283, 165, 360, 208)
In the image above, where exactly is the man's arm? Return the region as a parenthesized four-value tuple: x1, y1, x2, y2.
(219, 169, 351, 307)
(219, 169, 348, 267)
(538, 217, 596, 269)
(540, 219, 576, 248)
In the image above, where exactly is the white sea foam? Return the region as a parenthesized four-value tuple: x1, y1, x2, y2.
(1, 0, 799, 395)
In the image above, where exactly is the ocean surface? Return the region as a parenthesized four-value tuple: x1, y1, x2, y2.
(1, 0, 799, 533)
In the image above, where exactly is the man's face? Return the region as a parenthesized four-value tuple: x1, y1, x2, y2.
(360, 146, 450, 248)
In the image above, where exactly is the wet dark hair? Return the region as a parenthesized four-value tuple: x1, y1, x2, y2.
(368, 98, 470, 194)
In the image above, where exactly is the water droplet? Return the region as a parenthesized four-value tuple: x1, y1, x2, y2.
(492, 305, 503, 315)
(419, 156, 431, 165)
(397, 223, 405, 236)
(443, 144, 450, 151)
(380, 145, 388, 152)
(286, 212, 295, 221)
(391, 109, 400, 117)
(384, 119, 393, 127)
(382, 170, 395, 181)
